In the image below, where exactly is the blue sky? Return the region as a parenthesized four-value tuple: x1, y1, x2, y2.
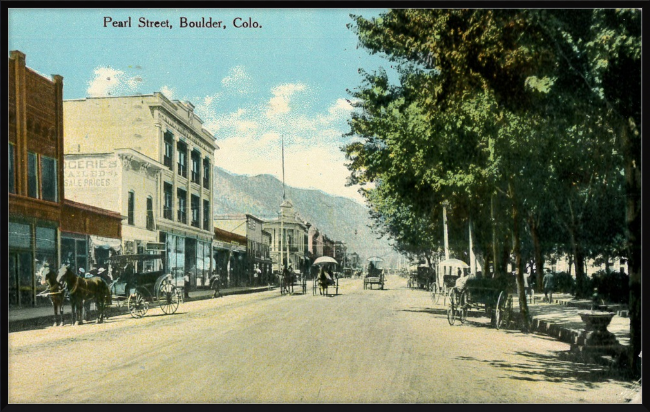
(9, 8, 398, 204)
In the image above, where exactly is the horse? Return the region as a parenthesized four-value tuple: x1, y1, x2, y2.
(43, 267, 65, 326)
(282, 268, 295, 294)
(318, 268, 335, 295)
(57, 265, 112, 325)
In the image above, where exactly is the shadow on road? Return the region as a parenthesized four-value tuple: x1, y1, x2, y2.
(455, 351, 633, 386)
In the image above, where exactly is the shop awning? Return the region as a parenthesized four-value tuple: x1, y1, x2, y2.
(89, 235, 122, 252)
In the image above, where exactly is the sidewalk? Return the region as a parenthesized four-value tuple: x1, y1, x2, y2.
(8, 284, 276, 332)
(510, 293, 631, 371)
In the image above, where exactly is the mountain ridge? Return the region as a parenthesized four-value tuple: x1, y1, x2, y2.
(212, 166, 398, 264)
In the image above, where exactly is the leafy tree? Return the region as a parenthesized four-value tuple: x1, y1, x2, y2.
(345, 9, 638, 353)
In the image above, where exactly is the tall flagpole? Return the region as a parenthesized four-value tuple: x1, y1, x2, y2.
(280, 135, 285, 271)
(282, 134, 286, 200)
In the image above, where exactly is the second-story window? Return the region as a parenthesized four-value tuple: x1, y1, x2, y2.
(41, 156, 58, 202)
(146, 196, 154, 230)
(191, 195, 200, 227)
(177, 188, 186, 223)
(163, 131, 173, 169)
(177, 142, 187, 178)
(203, 157, 210, 189)
(163, 183, 173, 220)
(9, 143, 15, 194)
(191, 151, 201, 184)
(27, 152, 39, 199)
(128, 191, 135, 225)
(203, 199, 210, 231)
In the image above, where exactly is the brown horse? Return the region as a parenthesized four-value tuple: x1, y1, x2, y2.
(318, 267, 335, 295)
(43, 268, 65, 326)
(57, 265, 112, 325)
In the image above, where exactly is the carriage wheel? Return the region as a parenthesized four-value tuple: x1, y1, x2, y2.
(495, 291, 507, 330)
(157, 280, 180, 315)
(447, 290, 456, 325)
(441, 285, 448, 306)
(431, 282, 441, 304)
(459, 290, 468, 324)
(128, 291, 148, 318)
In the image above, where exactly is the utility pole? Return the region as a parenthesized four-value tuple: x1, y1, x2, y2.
(469, 218, 476, 276)
(442, 200, 450, 261)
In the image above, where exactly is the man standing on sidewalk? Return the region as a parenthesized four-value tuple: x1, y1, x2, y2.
(543, 270, 554, 303)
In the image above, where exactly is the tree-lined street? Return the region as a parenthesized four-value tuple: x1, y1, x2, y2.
(8, 277, 636, 403)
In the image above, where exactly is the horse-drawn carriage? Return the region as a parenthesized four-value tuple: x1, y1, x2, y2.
(446, 275, 514, 329)
(280, 269, 307, 295)
(106, 254, 183, 318)
(431, 258, 469, 305)
(407, 264, 434, 290)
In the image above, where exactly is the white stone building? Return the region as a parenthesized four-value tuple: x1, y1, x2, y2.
(63, 93, 218, 289)
(262, 199, 309, 272)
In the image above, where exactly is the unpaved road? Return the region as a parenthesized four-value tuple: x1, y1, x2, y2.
(8, 276, 638, 403)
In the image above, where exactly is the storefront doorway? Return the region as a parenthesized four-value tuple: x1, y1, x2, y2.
(8, 251, 33, 307)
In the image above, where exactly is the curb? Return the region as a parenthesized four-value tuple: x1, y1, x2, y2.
(9, 286, 276, 333)
(512, 309, 630, 374)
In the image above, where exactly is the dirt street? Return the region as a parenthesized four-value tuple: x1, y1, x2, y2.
(8, 276, 637, 403)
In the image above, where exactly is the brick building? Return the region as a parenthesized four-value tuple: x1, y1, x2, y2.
(8, 50, 121, 307)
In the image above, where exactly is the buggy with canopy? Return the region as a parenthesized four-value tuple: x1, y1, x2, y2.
(106, 254, 182, 318)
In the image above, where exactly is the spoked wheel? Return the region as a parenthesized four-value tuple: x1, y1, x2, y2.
(447, 289, 457, 325)
(441, 285, 449, 306)
(431, 282, 441, 304)
(128, 291, 148, 318)
(495, 291, 508, 330)
(458, 290, 468, 324)
(157, 280, 180, 315)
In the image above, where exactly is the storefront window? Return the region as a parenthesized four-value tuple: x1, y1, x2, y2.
(9, 222, 32, 249)
(35, 226, 57, 304)
(166, 234, 185, 286)
(62, 237, 76, 268)
(9, 222, 33, 307)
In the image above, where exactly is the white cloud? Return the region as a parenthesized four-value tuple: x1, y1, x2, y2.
(160, 85, 175, 100)
(328, 98, 355, 115)
(86, 67, 143, 97)
(221, 66, 252, 94)
(266, 82, 307, 118)
(191, 79, 362, 203)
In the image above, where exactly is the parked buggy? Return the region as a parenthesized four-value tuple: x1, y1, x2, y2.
(407, 264, 434, 290)
(431, 258, 469, 305)
(106, 254, 183, 318)
(446, 275, 513, 329)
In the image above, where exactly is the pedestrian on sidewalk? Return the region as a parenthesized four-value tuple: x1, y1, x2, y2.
(543, 270, 554, 303)
(184, 273, 190, 299)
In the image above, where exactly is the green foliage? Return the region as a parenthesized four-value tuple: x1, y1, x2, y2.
(343, 9, 637, 287)
(591, 269, 630, 304)
(551, 271, 576, 294)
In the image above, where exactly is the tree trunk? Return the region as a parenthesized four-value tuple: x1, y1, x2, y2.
(482, 249, 491, 277)
(529, 215, 544, 293)
(500, 231, 511, 278)
(491, 192, 498, 279)
(510, 181, 529, 332)
(620, 119, 641, 376)
(568, 225, 587, 298)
